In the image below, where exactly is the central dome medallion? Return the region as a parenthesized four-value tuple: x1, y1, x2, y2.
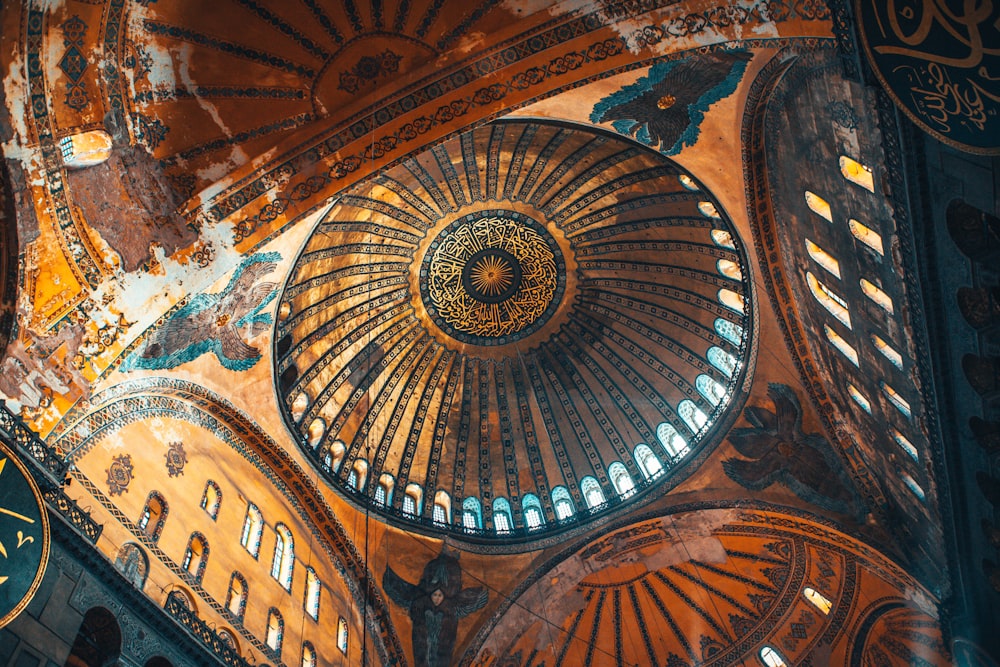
(421, 211, 564, 344)
(275, 120, 754, 548)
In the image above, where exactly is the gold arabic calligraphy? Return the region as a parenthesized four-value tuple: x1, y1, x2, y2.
(0, 457, 39, 588)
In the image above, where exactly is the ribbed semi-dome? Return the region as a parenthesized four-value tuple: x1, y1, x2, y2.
(275, 120, 753, 544)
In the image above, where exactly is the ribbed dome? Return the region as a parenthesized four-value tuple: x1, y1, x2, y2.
(275, 120, 752, 544)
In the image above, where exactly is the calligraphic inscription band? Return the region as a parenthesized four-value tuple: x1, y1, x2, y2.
(856, 0, 1000, 155)
(0, 439, 50, 628)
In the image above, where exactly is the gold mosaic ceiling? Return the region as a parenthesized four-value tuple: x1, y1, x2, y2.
(276, 120, 753, 543)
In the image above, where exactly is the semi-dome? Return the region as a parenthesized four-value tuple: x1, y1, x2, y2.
(275, 120, 753, 545)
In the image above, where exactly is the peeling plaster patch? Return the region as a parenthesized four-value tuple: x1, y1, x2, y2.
(500, 0, 590, 19)
(2, 55, 41, 169)
(128, 4, 176, 96)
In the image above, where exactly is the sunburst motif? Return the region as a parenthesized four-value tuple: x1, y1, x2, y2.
(470, 255, 514, 296)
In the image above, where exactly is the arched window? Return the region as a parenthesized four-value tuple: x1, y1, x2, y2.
(807, 272, 851, 328)
(714, 318, 744, 346)
(433, 490, 451, 525)
(302, 642, 317, 667)
(849, 218, 884, 255)
(492, 497, 513, 533)
(707, 346, 738, 378)
(306, 418, 325, 448)
(200, 481, 221, 520)
(266, 608, 283, 656)
(860, 278, 894, 314)
(839, 155, 875, 192)
(848, 384, 872, 414)
(882, 382, 912, 418)
(138, 492, 168, 542)
(698, 201, 721, 219)
(59, 129, 113, 168)
(304, 568, 321, 621)
(678, 174, 698, 191)
(825, 325, 859, 367)
(66, 607, 122, 667)
(902, 473, 925, 500)
(711, 229, 736, 249)
(402, 483, 422, 517)
(805, 191, 833, 222)
(718, 288, 745, 315)
(337, 616, 349, 654)
(328, 440, 346, 472)
(522, 494, 544, 529)
(717, 259, 743, 281)
(240, 503, 264, 558)
(634, 444, 663, 479)
(805, 239, 841, 278)
(271, 524, 295, 590)
(609, 462, 635, 497)
(217, 628, 239, 655)
(696, 374, 727, 407)
(226, 572, 248, 620)
(802, 587, 833, 614)
(375, 474, 394, 506)
(552, 486, 574, 520)
(114, 543, 149, 589)
(872, 334, 903, 369)
(892, 429, 919, 461)
(462, 497, 482, 531)
(182, 533, 209, 582)
(656, 422, 689, 458)
(290, 393, 309, 423)
(760, 645, 788, 667)
(347, 459, 368, 491)
(678, 400, 708, 434)
(581, 477, 606, 509)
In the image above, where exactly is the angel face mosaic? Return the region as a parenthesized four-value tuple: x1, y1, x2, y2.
(275, 120, 754, 545)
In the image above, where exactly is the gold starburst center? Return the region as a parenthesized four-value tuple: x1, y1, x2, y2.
(469, 255, 514, 296)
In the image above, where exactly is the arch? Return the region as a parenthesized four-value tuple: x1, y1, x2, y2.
(860, 278, 894, 314)
(492, 497, 513, 532)
(714, 317, 744, 346)
(65, 607, 122, 667)
(696, 374, 727, 407)
(59, 129, 113, 168)
(711, 228, 736, 249)
(226, 571, 248, 620)
(634, 444, 663, 480)
(290, 392, 309, 423)
(403, 483, 423, 516)
(805, 239, 841, 278)
(806, 271, 851, 328)
(802, 587, 832, 614)
(522, 493, 544, 529)
(608, 462, 635, 497)
(825, 325, 859, 366)
(552, 486, 574, 520)
(892, 429, 919, 461)
(144, 658, 174, 667)
(166, 588, 198, 614)
(839, 155, 875, 192)
(347, 458, 368, 490)
(656, 422, 688, 458)
(217, 628, 240, 655)
(698, 201, 721, 219)
(304, 567, 321, 620)
(433, 489, 451, 525)
(716, 258, 743, 281)
(872, 334, 903, 369)
(271, 523, 295, 590)
(328, 440, 346, 472)
(138, 491, 168, 542)
(678, 400, 708, 434)
(849, 218, 884, 255)
(581, 476, 606, 509)
(240, 503, 264, 558)
(718, 288, 745, 315)
(848, 384, 872, 414)
(182, 533, 209, 582)
(302, 642, 317, 667)
(337, 616, 349, 654)
(804, 190, 833, 222)
(266, 608, 284, 656)
(375, 473, 394, 506)
(113, 542, 149, 589)
(707, 346, 738, 378)
(200, 480, 221, 520)
(306, 418, 324, 447)
(881, 382, 912, 418)
(760, 645, 788, 667)
(462, 496, 483, 530)
(678, 174, 698, 191)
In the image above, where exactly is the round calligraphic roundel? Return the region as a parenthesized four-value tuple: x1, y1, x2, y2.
(0, 441, 50, 628)
(856, 0, 1000, 155)
(276, 120, 755, 547)
(420, 211, 564, 344)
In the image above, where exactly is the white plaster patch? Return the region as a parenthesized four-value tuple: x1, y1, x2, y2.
(128, 3, 176, 96)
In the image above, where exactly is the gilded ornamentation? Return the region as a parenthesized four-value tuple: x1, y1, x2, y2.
(106, 453, 134, 496)
(422, 212, 563, 343)
(856, 0, 1000, 154)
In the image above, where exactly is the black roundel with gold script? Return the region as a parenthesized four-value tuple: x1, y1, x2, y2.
(0, 440, 50, 628)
